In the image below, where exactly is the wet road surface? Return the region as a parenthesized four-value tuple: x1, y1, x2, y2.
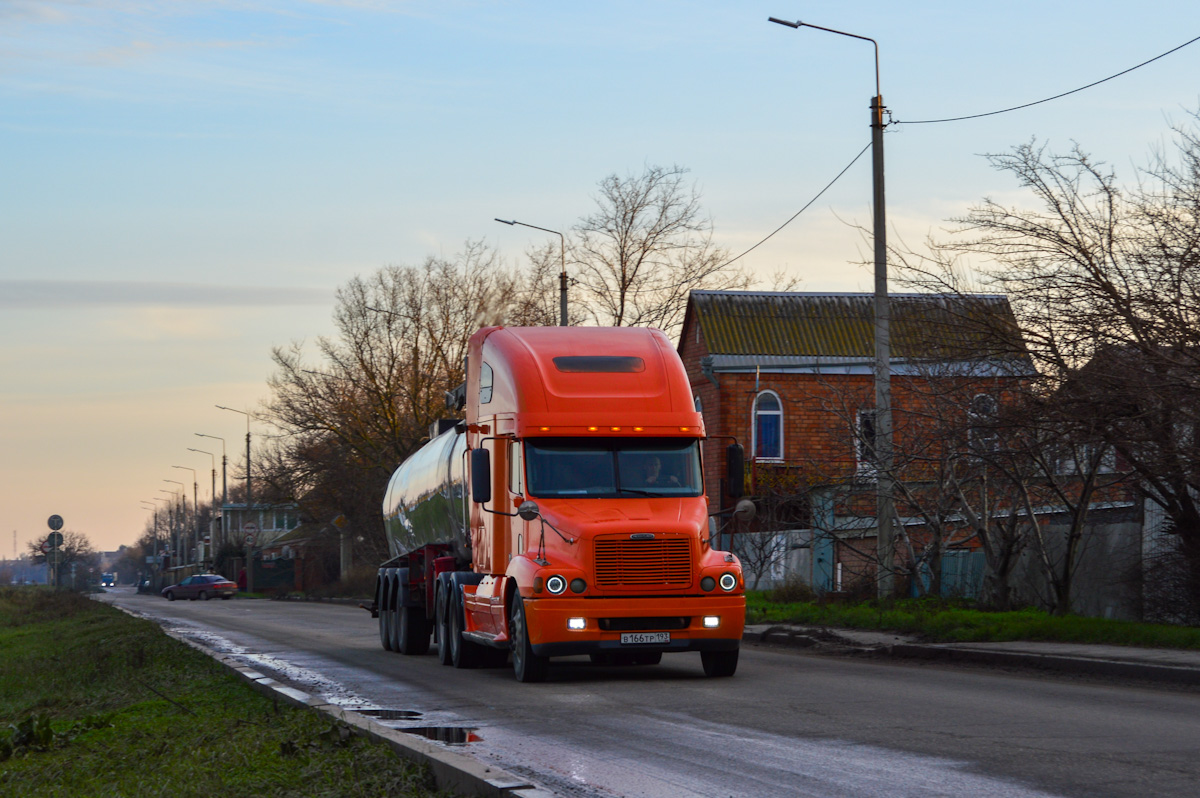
(99, 588, 1200, 797)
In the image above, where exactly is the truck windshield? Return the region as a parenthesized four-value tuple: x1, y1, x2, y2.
(524, 438, 702, 498)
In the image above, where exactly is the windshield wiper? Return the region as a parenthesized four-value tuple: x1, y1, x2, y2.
(617, 487, 667, 497)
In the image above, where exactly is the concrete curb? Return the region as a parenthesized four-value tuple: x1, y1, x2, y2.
(743, 627, 1200, 686)
(887, 643, 1200, 685)
(107, 601, 555, 798)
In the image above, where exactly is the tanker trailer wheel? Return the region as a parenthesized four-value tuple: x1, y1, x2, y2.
(397, 605, 431, 655)
(378, 580, 394, 651)
(701, 648, 739, 678)
(509, 595, 548, 683)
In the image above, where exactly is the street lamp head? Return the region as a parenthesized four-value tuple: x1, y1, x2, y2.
(767, 17, 802, 28)
(495, 218, 515, 225)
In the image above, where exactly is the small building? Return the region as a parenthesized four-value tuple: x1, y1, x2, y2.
(678, 290, 1033, 594)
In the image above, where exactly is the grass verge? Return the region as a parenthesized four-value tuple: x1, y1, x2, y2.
(0, 587, 447, 798)
(746, 591, 1200, 650)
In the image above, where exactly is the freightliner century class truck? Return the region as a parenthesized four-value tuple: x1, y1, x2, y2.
(366, 325, 748, 682)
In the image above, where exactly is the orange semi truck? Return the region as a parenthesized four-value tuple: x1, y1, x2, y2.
(368, 325, 747, 682)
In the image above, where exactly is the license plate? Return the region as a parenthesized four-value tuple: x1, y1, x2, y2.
(620, 632, 670, 645)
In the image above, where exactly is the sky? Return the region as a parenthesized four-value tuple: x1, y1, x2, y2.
(3, 0, 1199, 556)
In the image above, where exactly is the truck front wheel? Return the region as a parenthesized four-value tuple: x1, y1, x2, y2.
(509, 596, 548, 683)
(701, 648, 739, 678)
(448, 589, 480, 669)
(435, 586, 452, 666)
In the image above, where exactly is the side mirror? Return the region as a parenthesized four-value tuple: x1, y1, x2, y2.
(732, 498, 756, 525)
(470, 447, 492, 504)
(726, 443, 745, 498)
(517, 501, 540, 521)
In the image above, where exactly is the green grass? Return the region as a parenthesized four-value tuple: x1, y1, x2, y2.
(746, 591, 1200, 649)
(0, 587, 447, 798)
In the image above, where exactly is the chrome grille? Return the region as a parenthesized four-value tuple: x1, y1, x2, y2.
(594, 537, 692, 587)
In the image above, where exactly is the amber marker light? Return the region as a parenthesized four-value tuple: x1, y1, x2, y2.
(588, 426, 599, 432)
(539, 426, 551, 432)
(633, 426, 645, 432)
(610, 426, 621, 432)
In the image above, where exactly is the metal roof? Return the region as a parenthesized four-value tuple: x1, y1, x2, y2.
(688, 291, 1029, 363)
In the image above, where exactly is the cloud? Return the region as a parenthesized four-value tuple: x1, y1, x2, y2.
(0, 279, 332, 309)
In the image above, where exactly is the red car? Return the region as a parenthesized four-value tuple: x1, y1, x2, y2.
(161, 574, 238, 601)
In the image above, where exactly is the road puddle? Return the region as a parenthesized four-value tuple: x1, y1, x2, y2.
(357, 709, 423, 720)
(401, 726, 482, 745)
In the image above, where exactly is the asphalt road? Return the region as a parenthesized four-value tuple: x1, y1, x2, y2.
(100, 588, 1200, 798)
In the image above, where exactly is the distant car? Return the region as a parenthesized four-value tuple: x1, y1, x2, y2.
(161, 574, 238, 601)
(101, 573, 115, 586)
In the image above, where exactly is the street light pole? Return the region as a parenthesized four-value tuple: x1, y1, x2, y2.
(158, 488, 180, 573)
(495, 218, 568, 326)
(140, 501, 159, 588)
(769, 16, 895, 599)
(187, 448, 217, 554)
(173, 466, 199, 567)
(215, 405, 252, 521)
(195, 433, 227, 547)
(164, 479, 187, 566)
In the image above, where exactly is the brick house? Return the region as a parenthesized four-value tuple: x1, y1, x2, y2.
(677, 290, 1033, 593)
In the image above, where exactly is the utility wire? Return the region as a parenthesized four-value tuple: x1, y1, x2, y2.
(896, 33, 1200, 125)
(722, 141, 872, 268)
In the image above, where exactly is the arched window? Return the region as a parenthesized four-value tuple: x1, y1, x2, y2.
(968, 393, 998, 458)
(753, 391, 783, 460)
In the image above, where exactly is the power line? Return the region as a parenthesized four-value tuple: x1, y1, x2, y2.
(896, 33, 1200, 125)
(722, 141, 872, 268)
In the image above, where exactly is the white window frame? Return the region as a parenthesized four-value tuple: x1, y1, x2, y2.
(752, 390, 784, 462)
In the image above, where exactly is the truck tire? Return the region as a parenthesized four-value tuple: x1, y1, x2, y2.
(509, 595, 548, 683)
(448, 590, 481, 669)
(379, 580, 394, 651)
(397, 605, 431, 655)
(701, 648, 739, 678)
(435, 585, 452, 666)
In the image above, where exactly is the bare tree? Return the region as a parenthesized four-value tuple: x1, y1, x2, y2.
(890, 114, 1200, 614)
(571, 164, 752, 337)
(260, 242, 531, 559)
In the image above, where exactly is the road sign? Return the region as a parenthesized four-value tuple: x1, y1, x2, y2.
(40, 541, 51, 554)
(45, 549, 64, 565)
(244, 533, 255, 546)
(47, 515, 63, 531)
(47, 531, 64, 547)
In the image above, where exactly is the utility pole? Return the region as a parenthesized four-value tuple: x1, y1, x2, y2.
(495, 218, 568, 326)
(770, 16, 895, 598)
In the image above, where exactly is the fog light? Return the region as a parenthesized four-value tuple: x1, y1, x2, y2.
(546, 575, 567, 595)
(570, 578, 587, 594)
(701, 576, 715, 592)
(719, 572, 737, 591)
(703, 615, 720, 628)
(567, 617, 586, 631)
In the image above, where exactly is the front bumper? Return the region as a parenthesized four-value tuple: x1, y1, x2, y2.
(524, 593, 744, 658)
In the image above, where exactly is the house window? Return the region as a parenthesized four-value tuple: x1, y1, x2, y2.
(856, 409, 877, 475)
(968, 393, 998, 458)
(753, 391, 783, 460)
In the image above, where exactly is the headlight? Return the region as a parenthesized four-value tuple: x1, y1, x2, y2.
(546, 575, 567, 595)
(719, 572, 738, 591)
